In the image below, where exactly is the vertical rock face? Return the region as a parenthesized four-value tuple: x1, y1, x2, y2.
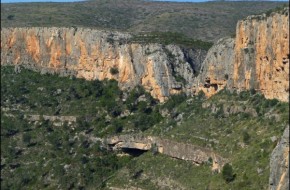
(1, 27, 206, 102)
(193, 38, 235, 97)
(195, 8, 289, 102)
(234, 8, 289, 102)
(0, 9, 289, 102)
(269, 126, 289, 190)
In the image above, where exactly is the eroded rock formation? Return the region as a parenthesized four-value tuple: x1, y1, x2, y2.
(105, 134, 226, 172)
(0, 8, 288, 102)
(195, 8, 289, 102)
(193, 38, 235, 97)
(1, 27, 205, 102)
(269, 126, 289, 190)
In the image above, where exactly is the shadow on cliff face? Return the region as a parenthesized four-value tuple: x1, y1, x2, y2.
(121, 148, 148, 157)
(182, 48, 207, 76)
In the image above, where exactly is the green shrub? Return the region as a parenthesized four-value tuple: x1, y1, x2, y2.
(7, 15, 14, 20)
(250, 88, 256, 95)
(112, 120, 123, 133)
(239, 91, 250, 100)
(174, 75, 186, 85)
(207, 157, 213, 164)
(151, 143, 158, 155)
(131, 32, 213, 50)
(110, 67, 119, 75)
(197, 90, 206, 100)
(22, 133, 32, 144)
(163, 93, 187, 110)
(222, 163, 235, 183)
(243, 131, 251, 144)
(224, 74, 229, 80)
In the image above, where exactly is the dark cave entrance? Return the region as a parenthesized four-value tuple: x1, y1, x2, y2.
(121, 148, 148, 157)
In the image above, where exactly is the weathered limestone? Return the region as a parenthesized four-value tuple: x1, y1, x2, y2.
(105, 134, 226, 172)
(233, 9, 289, 102)
(1, 27, 206, 102)
(1, 8, 288, 102)
(24, 114, 77, 122)
(194, 8, 289, 102)
(269, 126, 289, 190)
(193, 38, 235, 97)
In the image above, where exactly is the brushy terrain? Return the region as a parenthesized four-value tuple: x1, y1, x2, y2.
(1, 66, 161, 189)
(1, 0, 287, 42)
(1, 2, 289, 189)
(1, 66, 288, 189)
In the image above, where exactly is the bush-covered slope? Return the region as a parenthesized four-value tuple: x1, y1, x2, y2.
(1, 66, 288, 189)
(1, 66, 162, 189)
(1, 0, 287, 42)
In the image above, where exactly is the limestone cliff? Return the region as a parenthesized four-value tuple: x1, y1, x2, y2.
(1, 8, 289, 102)
(269, 126, 289, 190)
(193, 38, 235, 97)
(195, 8, 289, 102)
(1, 27, 205, 102)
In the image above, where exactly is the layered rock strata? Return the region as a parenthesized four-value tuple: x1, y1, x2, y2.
(195, 8, 289, 102)
(1, 27, 205, 102)
(105, 134, 226, 172)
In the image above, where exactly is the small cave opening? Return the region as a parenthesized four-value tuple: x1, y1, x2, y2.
(282, 57, 289, 64)
(204, 83, 210, 88)
(211, 84, 218, 91)
(121, 148, 148, 157)
(203, 77, 211, 88)
(205, 77, 211, 84)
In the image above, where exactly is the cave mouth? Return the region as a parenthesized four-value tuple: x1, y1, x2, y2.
(211, 84, 218, 91)
(121, 148, 148, 157)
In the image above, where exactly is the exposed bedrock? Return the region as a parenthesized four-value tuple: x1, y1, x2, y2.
(105, 134, 227, 173)
(1, 27, 206, 102)
(269, 126, 289, 190)
(195, 8, 289, 102)
(1, 9, 289, 102)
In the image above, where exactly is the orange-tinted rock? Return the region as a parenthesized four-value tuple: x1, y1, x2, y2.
(1, 8, 288, 102)
(1, 27, 205, 102)
(195, 8, 289, 102)
(233, 9, 289, 102)
(193, 38, 235, 97)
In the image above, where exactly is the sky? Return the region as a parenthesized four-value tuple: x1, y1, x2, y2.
(153, 0, 288, 1)
(1, 0, 84, 3)
(1, 0, 288, 3)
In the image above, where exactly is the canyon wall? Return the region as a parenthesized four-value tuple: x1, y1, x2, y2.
(195, 8, 289, 102)
(1, 8, 289, 102)
(193, 38, 235, 97)
(0, 27, 205, 102)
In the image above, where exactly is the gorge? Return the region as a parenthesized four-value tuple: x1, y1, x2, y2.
(1, 5, 289, 190)
(1, 8, 289, 102)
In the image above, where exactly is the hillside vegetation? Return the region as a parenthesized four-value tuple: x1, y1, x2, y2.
(1, 2, 289, 189)
(1, 66, 288, 189)
(1, 0, 287, 42)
